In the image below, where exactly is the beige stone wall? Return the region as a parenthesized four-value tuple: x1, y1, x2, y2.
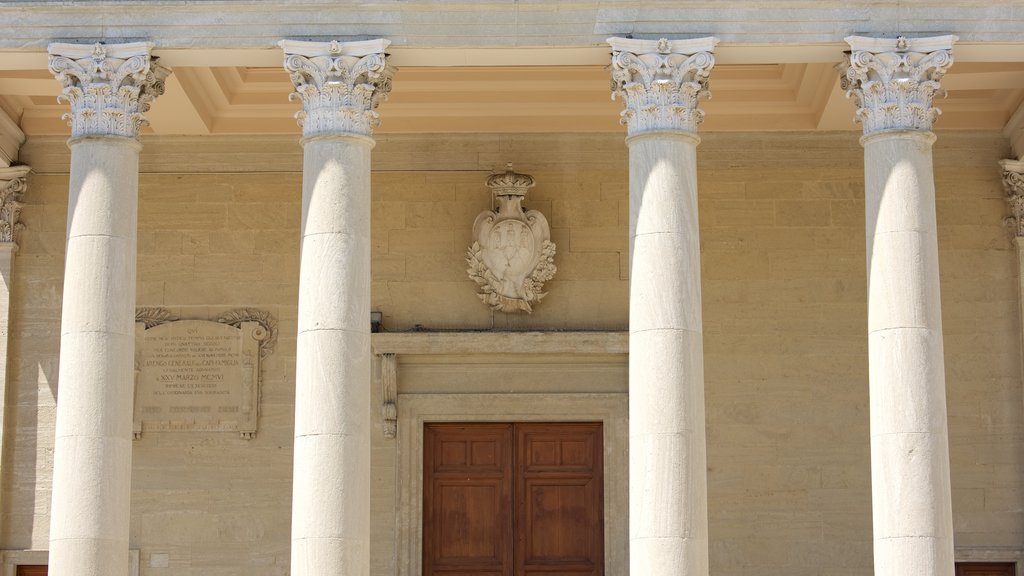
(1, 131, 1020, 575)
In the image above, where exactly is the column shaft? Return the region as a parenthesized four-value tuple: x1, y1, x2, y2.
(864, 133, 953, 575)
(51, 137, 141, 576)
(46, 41, 167, 576)
(291, 136, 372, 575)
(627, 133, 708, 576)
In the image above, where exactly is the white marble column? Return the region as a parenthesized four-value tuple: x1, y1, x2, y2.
(46, 42, 168, 576)
(609, 36, 717, 576)
(280, 39, 393, 576)
(843, 35, 957, 576)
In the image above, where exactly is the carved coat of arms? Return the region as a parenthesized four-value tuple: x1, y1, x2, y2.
(466, 164, 556, 313)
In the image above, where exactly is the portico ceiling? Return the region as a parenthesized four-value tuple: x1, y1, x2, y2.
(0, 56, 1022, 137)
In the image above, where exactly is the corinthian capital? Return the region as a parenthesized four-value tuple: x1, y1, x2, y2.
(0, 165, 30, 247)
(279, 39, 395, 138)
(842, 35, 957, 135)
(1000, 159, 1024, 237)
(48, 42, 170, 139)
(608, 36, 718, 137)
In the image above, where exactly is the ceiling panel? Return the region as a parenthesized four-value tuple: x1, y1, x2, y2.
(1, 62, 1022, 135)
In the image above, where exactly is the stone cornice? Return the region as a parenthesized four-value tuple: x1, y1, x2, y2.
(1, 4, 1022, 49)
(0, 165, 29, 247)
(1001, 158, 1024, 238)
(47, 42, 170, 139)
(279, 39, 395, 138)
(842, 35, 957, 135)
(608, 36, 718, 137)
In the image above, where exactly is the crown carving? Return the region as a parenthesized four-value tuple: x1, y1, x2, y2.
(486, 164, 536, 197)
(48, 42, 170, 139)
(842, 35, 957, 135)
(280, 39, 395, 138)
(608, 36, 718, 136)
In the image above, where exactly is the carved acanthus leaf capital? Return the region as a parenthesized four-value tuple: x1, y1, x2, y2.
(1000, 159, 1024, 237)
(0, 165, 30, 247)
(608, 36, 718, 136)
(48, 42, 170, 139)
(842, 35, 957, 135)
(280, 39, 395, 138)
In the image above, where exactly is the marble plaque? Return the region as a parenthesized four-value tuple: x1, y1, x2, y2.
(134, 316, 269, 439)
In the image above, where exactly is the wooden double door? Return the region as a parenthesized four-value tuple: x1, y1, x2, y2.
(423, 422, 604, 576)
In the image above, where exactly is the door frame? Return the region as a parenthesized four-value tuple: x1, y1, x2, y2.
(1, 550, 140, 576)
(396, 393, 628, 576)
(956, 547, 1024, 575)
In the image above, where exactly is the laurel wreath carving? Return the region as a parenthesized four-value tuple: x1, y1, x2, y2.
(466, 239, 556, 314)
(135, 307, 179, 329)
(217, 308, 278, 358)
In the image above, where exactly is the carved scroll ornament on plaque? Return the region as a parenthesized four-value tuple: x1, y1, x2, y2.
(466, 164, 556, 313)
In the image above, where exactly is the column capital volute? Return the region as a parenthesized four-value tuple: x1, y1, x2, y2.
(1000, 158, 1024, 238)
(608, 36, 718, 137)
(47, 42, 170, 140)
(0, 165, 30, 248)
(841, 35, 957, 136)
(279, 39, 395, 139)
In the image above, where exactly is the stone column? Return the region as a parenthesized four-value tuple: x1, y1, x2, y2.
(0, 165, 27, 523)
(46, 42, 168, 576)
(280, 38, 393, 576)
(608, 36, 717, 576)
(842, 35, 957, 576)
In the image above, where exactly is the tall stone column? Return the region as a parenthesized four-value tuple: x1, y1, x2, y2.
(843, 35, 957, 576)
(608, 36, 716, 576)
(280, 39, 393, 576)
(46, 42, 168, 576)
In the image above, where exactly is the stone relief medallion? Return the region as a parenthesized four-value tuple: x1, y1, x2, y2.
(466, 164, 556, 313)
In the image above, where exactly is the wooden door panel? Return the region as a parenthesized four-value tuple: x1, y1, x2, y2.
(15, 567, 47, 576)
(519, 567, 600, 576)
(516, 423, 604, 576)
(521, 479, 597, 562)
(424, 423, 514, 576)
(434, 437, 506, 474)
(957, 563, 1016, 576)
(521, 429, 597, 474)
(435, 480, 507, 564)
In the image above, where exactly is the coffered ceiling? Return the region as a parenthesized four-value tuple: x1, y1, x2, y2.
(0, 57, 1022, 137)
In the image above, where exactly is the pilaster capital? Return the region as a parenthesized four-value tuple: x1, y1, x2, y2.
(47, 42, 170, 139)
(0, 165, 30, 248)
(608, 36, 718, 137)
(279, 39, 395, 139)
(841, 35, 957, 135)
(1000, 159, 1024, 237)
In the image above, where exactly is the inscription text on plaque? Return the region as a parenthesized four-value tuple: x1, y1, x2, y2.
(134, 317, 269, 439)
